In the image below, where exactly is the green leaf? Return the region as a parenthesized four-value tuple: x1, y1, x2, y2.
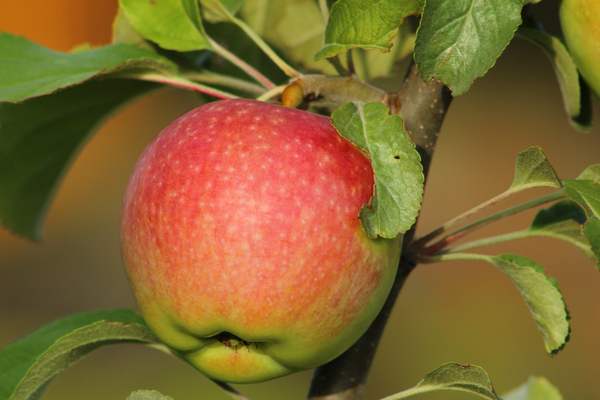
(516, 26, 592, 132)
(241, 0, 334, 74)
(0, 33, 177, 103)
(200, 0, 243, 22)
(502, 376, 563, 400)
(314, 0, 424, 60)
(530, 199, 587, 228)
(127, 390, 174, 400)
(112, 8, 155, 49)
(120, 0, 211, 51)
(577, 163, 600, 182)
(561, 179, 600, 268)
(383, 363, 498, 400)
(414, 0, 522, 96)
(0, 309, 160, 400)
(331, 102, 423, 239)
(0, 79, 160, 240)
(488, 254, 570, 354)
(509, 147, 562, 193)
(528, 200, 596, 262)
(563, 180, 600, 216)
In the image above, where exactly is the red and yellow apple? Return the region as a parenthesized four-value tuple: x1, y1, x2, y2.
(560, 0, 600, 98)
(120, 99, 402, 383)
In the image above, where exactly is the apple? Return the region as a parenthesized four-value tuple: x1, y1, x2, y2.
(560, 0, 600, 98)
(120, 98, 402, 383)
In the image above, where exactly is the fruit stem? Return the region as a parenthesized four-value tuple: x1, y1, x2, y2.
(255, 84, 288, 102)
(207, 37, 277, 89)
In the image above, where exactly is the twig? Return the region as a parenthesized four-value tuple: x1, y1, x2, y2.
(306, 62, 453, 400)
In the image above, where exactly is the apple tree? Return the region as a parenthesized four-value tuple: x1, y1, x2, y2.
(0, 0, 599, 399)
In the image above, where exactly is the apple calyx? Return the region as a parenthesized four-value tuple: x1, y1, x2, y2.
(213, 332, 256, 352)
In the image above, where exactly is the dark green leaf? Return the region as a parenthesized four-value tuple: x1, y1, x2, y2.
(120, 0, 211, 51)
(127, 390, 174, 400)
(489, 254, 569, 354)
(0, 309, 160, 400)
(0, 33, 177, 103)
(516, 27, 591, 132)
(529, 200, 596, 264)
(0, 79, 160, 240)
(315, 0, 424, 60)
(531, 199, 587, 227)
(502, 376, 563, 400)
(414, 0, 522, 95)
(332, 102, 423, 239)
(509, 147, 562, 193)
(388, 363, 499, 399)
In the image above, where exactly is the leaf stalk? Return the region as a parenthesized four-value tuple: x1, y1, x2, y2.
(441, 230, 544, 254)
(215, 7, 301, 78)
(183, 70, 268, 95)
(116, 72, 239, 99)
(412, 190, 564, 255)
(415, 252, 490, 264)
(207, 37, 277, 89)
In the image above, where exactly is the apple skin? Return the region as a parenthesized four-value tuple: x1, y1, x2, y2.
(560, 0, 600, 98)
(120, 99, 402, 383)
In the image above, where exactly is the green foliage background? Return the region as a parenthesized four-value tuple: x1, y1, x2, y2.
(1, 0, 599, 399)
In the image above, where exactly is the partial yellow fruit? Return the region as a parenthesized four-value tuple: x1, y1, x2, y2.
(560, 0, 600, 98)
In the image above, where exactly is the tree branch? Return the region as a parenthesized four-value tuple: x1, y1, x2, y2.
(306, 63, 453, 400)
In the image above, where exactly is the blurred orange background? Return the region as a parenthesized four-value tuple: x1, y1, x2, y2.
(1, 1, 599, 399)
